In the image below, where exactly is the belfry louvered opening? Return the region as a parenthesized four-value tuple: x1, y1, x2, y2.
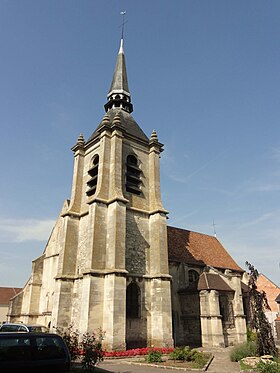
(86, 155, 99, 197)
(126, 155, 141, 194)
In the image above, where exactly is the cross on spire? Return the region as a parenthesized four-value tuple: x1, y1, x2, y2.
(213, 219, 217, 238)
(120, 11, 127, 39)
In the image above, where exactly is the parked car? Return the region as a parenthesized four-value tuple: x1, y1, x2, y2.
(0, 332, 70, 372)
(0, 323, 49, 333)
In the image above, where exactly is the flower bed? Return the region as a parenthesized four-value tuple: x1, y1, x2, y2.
(104, 347, 174, 358)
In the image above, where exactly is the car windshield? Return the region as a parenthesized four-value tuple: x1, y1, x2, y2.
(0, 325, 24, 332)
(27, 326, 49, 333)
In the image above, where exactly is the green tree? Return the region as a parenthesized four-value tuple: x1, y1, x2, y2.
(246, 261, 276, 356)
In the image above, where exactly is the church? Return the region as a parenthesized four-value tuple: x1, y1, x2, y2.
(8, 37, 247, 350)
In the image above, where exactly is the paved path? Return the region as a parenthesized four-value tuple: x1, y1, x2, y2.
(202, 347, 240, 372)
(93, 346, 241, 373)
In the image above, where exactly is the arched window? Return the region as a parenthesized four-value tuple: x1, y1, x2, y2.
(126, 155, 141, 195)
(126, 282, 140, 319)
(189, 269, 199, 283)
(86, 155, 99, 197)
(219, 293, 235, 328)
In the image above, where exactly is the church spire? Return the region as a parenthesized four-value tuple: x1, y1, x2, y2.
(104, 37, 133, 113)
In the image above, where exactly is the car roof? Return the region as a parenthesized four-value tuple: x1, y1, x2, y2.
(1, 323, 45, 327)
(0, 332, 59, 337)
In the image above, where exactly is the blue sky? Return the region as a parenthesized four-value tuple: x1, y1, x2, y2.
(1, 0, 280, 287)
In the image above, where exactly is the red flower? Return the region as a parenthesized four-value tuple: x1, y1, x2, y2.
(104, 346, 175, 358)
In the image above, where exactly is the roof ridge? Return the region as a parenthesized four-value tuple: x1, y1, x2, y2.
(205, 272, 210, 289)
(168, 225, 216, 239)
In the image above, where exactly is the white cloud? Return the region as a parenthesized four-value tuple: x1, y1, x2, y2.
(249, 183, 280, 192)
(169, 209, 201, 227)
(0, 218, 55, 243)
(269, 147, 280, 162)
(237, 212, 276, 229)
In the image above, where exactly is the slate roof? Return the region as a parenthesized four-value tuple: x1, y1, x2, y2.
(108, 38, 130, 97)
(167, 226, 243, 272)
(197, 273, 234, 291)
(0, 287, 22, 305)
(87, 109, 149, 144)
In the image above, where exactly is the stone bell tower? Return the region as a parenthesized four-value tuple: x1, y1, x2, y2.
(49, 37, 173, 350)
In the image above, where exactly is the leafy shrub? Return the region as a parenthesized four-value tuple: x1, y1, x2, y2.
(257, 361, 280, 373)
(170, 346, 191, 361)
(55, 324, 79, 361)
(170, 346, 207, 365)
(145, 350, 163, 363)
(80, 329, 104, 371)
(230, 341, 257, 362)
(191, 351, 210, 368)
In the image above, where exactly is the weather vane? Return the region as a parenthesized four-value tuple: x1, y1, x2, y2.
(213, 219, 217, 238)
(120, 11, 127, 39)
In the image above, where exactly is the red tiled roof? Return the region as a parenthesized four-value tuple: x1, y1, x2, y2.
(256, 274, 280, 312)
(0, 287, 22, 305)
(167, 226, 243, 272)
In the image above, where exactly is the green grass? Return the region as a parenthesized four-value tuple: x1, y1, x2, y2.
(230, 341, 257, 362)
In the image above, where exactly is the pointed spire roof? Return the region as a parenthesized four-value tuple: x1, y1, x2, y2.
(88, 35, 150, 145)
(108, 38, 130, 97)
(104, 38, 133, 113)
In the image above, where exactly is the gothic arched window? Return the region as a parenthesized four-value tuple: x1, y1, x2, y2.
(189, 269, 199, 284)
(126, 282, 140, 319)
(126, 155, 141, 195)
(86, 155, 99, 197)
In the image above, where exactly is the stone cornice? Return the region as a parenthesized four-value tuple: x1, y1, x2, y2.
(234, 314, 247, 318)
(61, 211, 83, 218)
(55, 269, 129, 282)
(44, 253, 59, 260)
(87, 196, 129, 206)
(28, 282, 42, 287)
(200, 314, 223, 319)
(149, 208, 169, 216)
(127, 206, 169, 216)
(149, 142, 164, 154)
(61, 210, 89, 219)
(143, 274, 172, 281)
(55, 275, 77, 282)
(62, 203, 168, 218)
(82, 269, 128, 277)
